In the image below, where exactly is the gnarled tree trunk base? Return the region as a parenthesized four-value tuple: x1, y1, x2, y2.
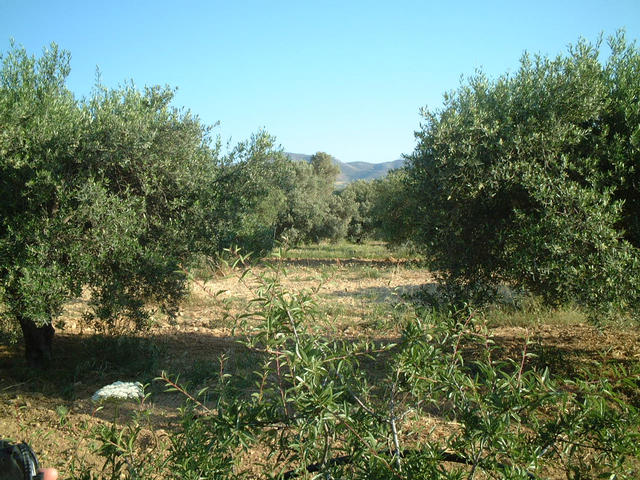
(18, 316, 54, 368)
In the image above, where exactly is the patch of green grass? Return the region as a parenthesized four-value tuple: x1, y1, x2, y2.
(314, 300, 351, 323)
(481, 298, 587, 328)
(177, 347, 265, 402)
(72, 335, 165, 383)
(359, 302, 413, 334)
(350, 264, 385, 279)
(313, 289, 410, 336)
(181, 358, 221, 387)
(276, 240, 394, 260)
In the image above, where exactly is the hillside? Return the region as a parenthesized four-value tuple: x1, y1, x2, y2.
(286, 153, 405, 186)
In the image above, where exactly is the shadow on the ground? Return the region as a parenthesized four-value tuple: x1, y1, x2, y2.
(2, 321, 638, 425)
(265, 257, 423, 268)
(327, 282, 438, 302)
(0, 329, 399, 411)
(1, 331, 239, 388)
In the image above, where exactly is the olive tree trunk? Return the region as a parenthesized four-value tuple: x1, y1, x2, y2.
(17, 315, 54, 368)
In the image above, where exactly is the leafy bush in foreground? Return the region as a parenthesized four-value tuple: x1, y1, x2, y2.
(77, 265, 640, 479)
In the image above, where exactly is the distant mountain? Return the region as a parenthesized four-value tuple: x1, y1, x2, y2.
(285, 153, 405, 187)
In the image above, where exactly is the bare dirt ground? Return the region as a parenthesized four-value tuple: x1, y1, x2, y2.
(1, 260, 639, 477)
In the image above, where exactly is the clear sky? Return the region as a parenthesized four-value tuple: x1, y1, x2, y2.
(2, 1, 639, 163)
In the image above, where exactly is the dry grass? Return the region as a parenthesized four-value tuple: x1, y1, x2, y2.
(1, 255, 639, 478)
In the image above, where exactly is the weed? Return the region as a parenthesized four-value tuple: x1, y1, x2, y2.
(56, 404, 70, 426)
(481, 300, 586, 328)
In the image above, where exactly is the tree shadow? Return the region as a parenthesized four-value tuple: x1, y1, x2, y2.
(2, 319, 638, 427)
(0, 328, 402, 426)
(1, 331, 242, 398)
(327, 282, 439, 302)
(268, 257, 420, 268)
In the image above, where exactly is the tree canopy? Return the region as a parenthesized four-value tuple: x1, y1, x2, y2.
(404, 32, 640, 316)
(273, 152, 345, 245)
(0, 42, 284, 366)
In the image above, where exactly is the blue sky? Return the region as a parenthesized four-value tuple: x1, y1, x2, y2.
(2, 1, 639, 163)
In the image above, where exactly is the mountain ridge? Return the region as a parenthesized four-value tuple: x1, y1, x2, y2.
(285, 152, 405, 186)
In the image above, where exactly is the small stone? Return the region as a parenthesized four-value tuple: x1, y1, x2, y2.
(92, 381, 144, 403)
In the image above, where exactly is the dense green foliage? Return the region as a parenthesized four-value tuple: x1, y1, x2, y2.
(206, 131, 291, 254)
(369, 169, 419, 247)
(339, 180, 376, 243)
(274, 152, 347, 244)
(0, 42, 284, 364)
(404, 32, 640, 316)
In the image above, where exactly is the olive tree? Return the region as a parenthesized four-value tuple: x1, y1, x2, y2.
(1, 42, 84, 366)
(405, 32, 640, 315)
(205, 131, 290, 255)
(274, 152, 343, 244)
(0, 42, 279, 366)
(369, 169, 419, 247)
(339, 180, 375, 243)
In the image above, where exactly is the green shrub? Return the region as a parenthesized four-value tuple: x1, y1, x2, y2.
(0, 42, 286, 367)
(404, 31, 640, 318)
